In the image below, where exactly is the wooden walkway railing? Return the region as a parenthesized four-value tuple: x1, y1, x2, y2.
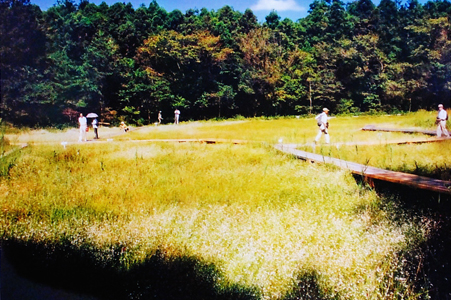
(274, 143, 451, 195)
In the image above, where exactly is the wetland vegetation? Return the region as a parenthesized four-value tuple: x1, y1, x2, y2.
(1, 112, 450, 299)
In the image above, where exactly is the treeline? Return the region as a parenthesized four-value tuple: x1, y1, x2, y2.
(2, 0, 451, 126)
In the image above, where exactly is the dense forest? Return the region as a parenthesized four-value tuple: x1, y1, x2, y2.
(2, 0, 451, 126)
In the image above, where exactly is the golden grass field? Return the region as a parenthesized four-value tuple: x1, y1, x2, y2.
(1, 111, 449, 299)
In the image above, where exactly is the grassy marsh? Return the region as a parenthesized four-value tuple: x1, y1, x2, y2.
(1, 111, 448, 299)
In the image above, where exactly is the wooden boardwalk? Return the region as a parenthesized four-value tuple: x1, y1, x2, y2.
(1, 143, 28, 157)
(274, 143, 451, 195)
(362, 125, 437, 136)
(14, 138, 249, 146)
(127, 138, 249, 144)
(8, 125, 451, 194)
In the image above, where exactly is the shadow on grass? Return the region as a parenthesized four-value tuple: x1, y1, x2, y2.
(354, 177, 451, 300)
(2, 240, 258, 300)
(2, 239, 344, 300)
(282, 270, 339, 300)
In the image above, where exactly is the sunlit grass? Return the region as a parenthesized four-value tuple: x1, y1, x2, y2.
(4, 110, 441, 145)
(3, 126, 131, 144)
(1, 111, 445, 299)
(1, 136, 15, 155)
(123, 116, 426, 144)
(1, 142, 430, 299)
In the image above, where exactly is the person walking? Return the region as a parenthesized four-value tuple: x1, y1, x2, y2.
(174, 109, 180, 124)
(78, 113, 87, 142)
(436, 104, 450, 137)
(314, 108, 330, 144)
(92, 118, 99, 139)
(158, 111, 163, 124)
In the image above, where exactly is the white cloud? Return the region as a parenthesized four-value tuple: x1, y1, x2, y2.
(250, 0, 304, 11)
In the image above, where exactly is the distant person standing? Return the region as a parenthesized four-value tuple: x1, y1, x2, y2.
(158, 111, 163, 124)
(92, 118, 99, 139)
(78, 113, 87, 142)
(436, 104, 450, 137)
(174, 109, 180, 124)
(314, 108, 330, 144)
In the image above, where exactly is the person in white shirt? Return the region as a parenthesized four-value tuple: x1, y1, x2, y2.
(436, 104, 450, 137)
(315, 108, 330, 144)
(174, 109, 180, 124)
(120, 121, 129, 132)
(78, 113, 87, 142)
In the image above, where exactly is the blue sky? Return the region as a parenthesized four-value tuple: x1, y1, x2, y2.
(30, 0, 317, 22)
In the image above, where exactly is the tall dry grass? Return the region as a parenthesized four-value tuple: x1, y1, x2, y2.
(1, 111, 443, 299)
(0, 147, 430, 299)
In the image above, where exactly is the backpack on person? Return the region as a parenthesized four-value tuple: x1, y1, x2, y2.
(315, 114, 322, 126)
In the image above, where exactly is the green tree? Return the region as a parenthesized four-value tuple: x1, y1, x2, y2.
(264, 10, 281, 30)
(407, 15, 451, 108)
(310, 41, 344, 111)
(167, 9, 184, 31)
(347, 33, 389, 111)
(0, 0, 49, 125)
(239, 9, 258, 34)
(326, 0, 353, 41)
(375, 0, 402, 59)
(238, 27, 287, 115)
(347, 0, 376, 36)
(302, 0, 329, 43)
(134, 30, 233, 120)
(278, 48, 315, 115)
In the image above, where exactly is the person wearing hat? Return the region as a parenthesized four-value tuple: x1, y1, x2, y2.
(314, 108, 330, 144)
(436, 104, 449, 137)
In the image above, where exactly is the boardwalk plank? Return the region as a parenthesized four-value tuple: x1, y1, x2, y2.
(362, 125, 437, 136)
(274, 144, 451, 195)
(1, 144, 28, 157)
